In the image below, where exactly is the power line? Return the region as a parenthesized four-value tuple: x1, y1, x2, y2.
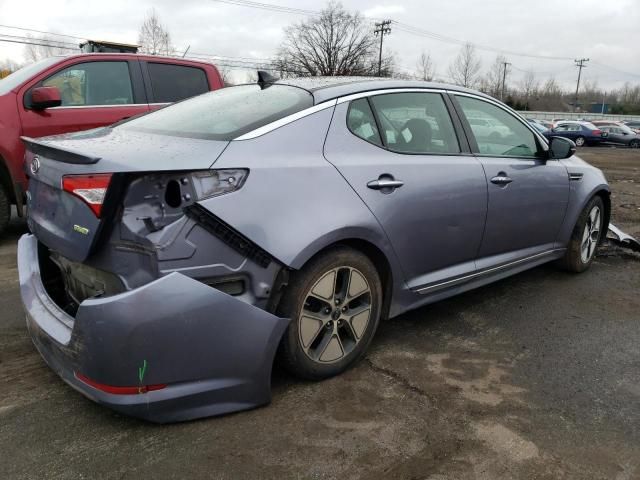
(209, 0, 576, 62)
(0, 32, 77, 47)
(0, 37, 78, 51)
(392, 21, 573, 61)
(0, 24, 85, 40)
(209, 0, 319, 16)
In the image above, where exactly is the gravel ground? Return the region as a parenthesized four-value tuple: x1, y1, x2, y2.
(0, 148, 638, 480)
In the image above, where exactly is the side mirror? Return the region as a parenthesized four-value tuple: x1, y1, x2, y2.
(31, 86, 62, 110)
(548, 136, 576, 160)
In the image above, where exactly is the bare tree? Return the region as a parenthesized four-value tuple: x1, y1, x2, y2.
(483, 55, 508, 98)
(519, 70, 538, 99)
(447, 43, 481, 88)
(138, 9, 173, 56)
(23, 34, 71, 62)
(274, 1, 393, 77)
(415, 50, 435, 81)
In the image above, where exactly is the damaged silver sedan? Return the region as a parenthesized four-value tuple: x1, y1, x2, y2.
(19, 75, 611, 422)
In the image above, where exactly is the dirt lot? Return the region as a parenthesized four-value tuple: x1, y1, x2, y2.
(0, 148, 639, 480)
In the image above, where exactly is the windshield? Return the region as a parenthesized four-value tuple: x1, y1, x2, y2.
(0, 57, 62, 95)
(121, 84, 313, 140)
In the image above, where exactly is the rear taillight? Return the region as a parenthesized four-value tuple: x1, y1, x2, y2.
(62, 174, 112, 217)
(592, 129, 602, 136)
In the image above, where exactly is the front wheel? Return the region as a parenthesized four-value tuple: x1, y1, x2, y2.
(629, 140, 640, 149)
(558, 196, 604, 273)
(575, 136, 586, 147)
(0, 184, 10, 237)
(277, 247, 382, 380)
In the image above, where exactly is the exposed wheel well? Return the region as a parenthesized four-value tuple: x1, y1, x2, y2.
(594, 189, 611, 234)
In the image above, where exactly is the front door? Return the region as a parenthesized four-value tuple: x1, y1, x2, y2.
(324, 91, 488, 290)
(19, 60, 149, 139)
(453, 94, 570, 268)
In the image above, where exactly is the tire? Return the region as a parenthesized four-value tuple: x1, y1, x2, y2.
(630, 140, 640, 149)
(575, 136, 586, 147)
(277, 246, 382, 380)
(558, 196, 604, 273)
(0, 184, 10, 237)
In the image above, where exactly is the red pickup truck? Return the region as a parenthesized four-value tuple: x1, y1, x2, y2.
(0, 53, 223, 234)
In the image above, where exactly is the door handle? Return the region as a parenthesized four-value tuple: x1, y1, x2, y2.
(490, 173, 513, 186)
(367, 176, 404, 192)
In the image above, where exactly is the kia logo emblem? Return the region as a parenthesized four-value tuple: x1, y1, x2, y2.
(30, 156, 40, 175)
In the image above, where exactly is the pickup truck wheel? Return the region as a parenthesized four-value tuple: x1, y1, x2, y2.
(0, 184, 10, 236)
(277, 247, 382, 380)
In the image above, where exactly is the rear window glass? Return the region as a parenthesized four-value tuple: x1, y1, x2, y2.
(147, 63, 209, 103)
(121, 84, 313, 140)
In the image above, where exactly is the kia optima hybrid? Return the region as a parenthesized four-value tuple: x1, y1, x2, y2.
(18, 76, 610, 422)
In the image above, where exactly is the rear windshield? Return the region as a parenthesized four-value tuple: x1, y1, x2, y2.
(121, 84, 313, 140)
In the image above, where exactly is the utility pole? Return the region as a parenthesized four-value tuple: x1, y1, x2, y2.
(573, 58, 589, 112)
(500, 61, 511, 101)
(374, 20, 392, 77)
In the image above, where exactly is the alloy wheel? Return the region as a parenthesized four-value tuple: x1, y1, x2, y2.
(298, 266, 372, 364)
(575, 137, 586, 147)
(580, 205, 601, 263)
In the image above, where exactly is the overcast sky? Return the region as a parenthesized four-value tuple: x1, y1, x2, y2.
(1, 0, 639, 90)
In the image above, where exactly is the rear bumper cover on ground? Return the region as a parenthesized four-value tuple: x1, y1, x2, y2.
(17, 234, 289, 423)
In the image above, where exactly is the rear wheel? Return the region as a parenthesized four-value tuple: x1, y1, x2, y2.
(575, 136, 586, 147)
(559, 196, 604, 273)
(278, 247, 382, 380)
(630, 140, 640, 149)
(0, 184, 10, 236)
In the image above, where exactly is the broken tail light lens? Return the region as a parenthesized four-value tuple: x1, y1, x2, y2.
(62, 174, 113, 217)
(190, 169, 248, 201)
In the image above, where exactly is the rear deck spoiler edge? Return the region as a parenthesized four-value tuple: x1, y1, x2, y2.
(21, 137, 101, 165)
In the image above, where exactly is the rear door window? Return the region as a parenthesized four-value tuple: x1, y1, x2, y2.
(147, 63, 209, 103)
(42, 61, 133, 106)
(347, 98, 382, 146)
(368, 92, 460, 154)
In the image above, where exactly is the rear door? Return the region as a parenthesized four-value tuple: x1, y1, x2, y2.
(324, 90, 487, 290)
(19, 60, 149, 138)
(603, 126, 625, 145)
(141, 61, 210, 110)
(452, 94, 569, 268)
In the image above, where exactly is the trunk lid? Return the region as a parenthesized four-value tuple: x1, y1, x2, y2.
(24, 127, 229, 262)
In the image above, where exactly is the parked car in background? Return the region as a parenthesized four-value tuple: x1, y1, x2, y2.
(545, 121, 605, 146)
(18, 76, 610, 422)
(466, 116, 511, 139)
(622, 121, 640, 134)
(591, 120, 624, 128)
(527, 119, 549, 134)
(599, 125, 640, 148)
(0, 53, 223, 235)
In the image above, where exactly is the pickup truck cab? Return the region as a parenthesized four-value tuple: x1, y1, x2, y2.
(0, 53, 223, 234)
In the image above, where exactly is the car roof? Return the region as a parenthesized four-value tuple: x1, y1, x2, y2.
(274, 76, 496, 104)
(49, 52, 217, 67)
